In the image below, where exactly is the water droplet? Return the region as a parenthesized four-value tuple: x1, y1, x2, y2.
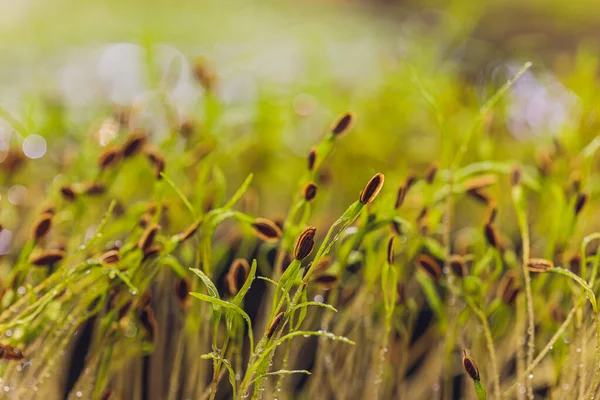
(76, 391, 83, 397)
(529, 374, 533, 379)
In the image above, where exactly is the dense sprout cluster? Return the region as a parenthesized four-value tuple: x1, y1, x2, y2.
(0, 41, 600, 400)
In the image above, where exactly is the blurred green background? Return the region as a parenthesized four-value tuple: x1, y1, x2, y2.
(3, 0, 600, 241)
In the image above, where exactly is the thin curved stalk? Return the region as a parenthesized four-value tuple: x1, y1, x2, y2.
(465, 298, 501, 399)
(512, 184, 534, 400)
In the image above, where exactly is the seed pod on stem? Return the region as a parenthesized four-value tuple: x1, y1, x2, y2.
(359, 173, 385, 205)
(424, 162, 438, 184)
(313, 274, 340, 289)
(251, 218, 282, 242)
(387, 236, 396, 265)
(294, 226, 317, 261)
(417, 254, 442, 280)
(30, 250, 65, 266)
(32, 212, 53, 242)
(449, 255, 467, 277)
(302, 182, 318, 202)
(174, 277, 191, 308)
(97, 146, 122, 170)
(138, 224, 159, 252)
(575, 192, 587, 216)
(225, 259, 251, 296)
(122, 132, 148, 158)
(527, 258, 554, 273)
(60, 185, 77, 202)
(307, 148, 317, 171)
(99, 250, 121, 264)
(330, 112, 355, 136)
(394, 185, 406, 209)
(266, 311, 286, 339)
(462, 349, 480, 381)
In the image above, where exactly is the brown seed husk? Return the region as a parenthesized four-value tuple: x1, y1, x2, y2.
(390, 220, 402, 236)
(484, 224, 499, 248)
(99, 250, 121, 264)
(97, 146, 122, 170)
(417, 254, 442, 280)
(394, 185, 407, 209)
(122, 132, 148, 158)
(83, 182, 107, 196)
(510, 165, 523, 186)
(360, 173, 385, 205)
(60, 185, 77, 202)
(144, 145, 166, 179)
(462, 350, 480, 381)
(330, 112, 355, 136)
(387, 236, 396, 265)
(485, 204, 498, 225)
(174, 278, 191, 308)
(575, 192, 588, 216)
(32, 212, 53, 242)
(266, 311, 286, 339)
(294, 226, 317, 261)
(302, 182, 318, 202)
(424, 162, 438, 184)
(497, 271, 519, 305)
(225, 258, 251, 296)
(314, 274, 340, 289)
(139, 224, 159, 251)
(307, 148, 317, 171)
(30, 250, 65, 266)
(449, 255, 467, 277)
(405, 173, 417, 191)
(179, 217, 204, 242)
(527, 258, 554, 273)
(568, 254, 581, 276)
(143, 245, 161, 262)
(251, 218, 283, 242)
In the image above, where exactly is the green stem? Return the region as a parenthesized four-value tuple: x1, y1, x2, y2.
(465, 298, 501, 399)
(474, 379, 488, 400)
(512, 184, 534, 400)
